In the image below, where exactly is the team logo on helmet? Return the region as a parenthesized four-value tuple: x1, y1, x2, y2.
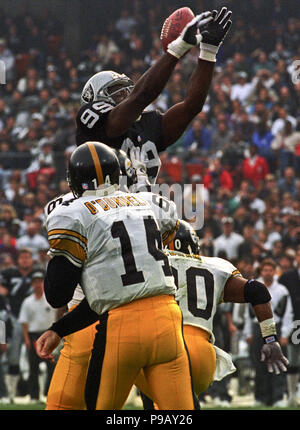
(82, 84, 94, 103)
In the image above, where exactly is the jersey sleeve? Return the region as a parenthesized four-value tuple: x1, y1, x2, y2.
(203, 257, 242, 305)
(210, 257, 242, 279)
(45, 211, 87, 268)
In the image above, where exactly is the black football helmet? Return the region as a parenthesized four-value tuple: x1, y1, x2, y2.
(113, 149, 137, 190)
(67, 141, 120, 197)
(168, 220, 201, 255)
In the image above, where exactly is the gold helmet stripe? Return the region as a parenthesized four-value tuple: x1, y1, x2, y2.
(87, 142, 104, 186)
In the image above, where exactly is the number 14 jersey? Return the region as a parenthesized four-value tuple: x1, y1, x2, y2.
(45, 190, 178, 316)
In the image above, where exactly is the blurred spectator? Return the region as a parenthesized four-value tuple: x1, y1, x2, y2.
(272, 121, 300, 174)
(230, 71, 253, 105)
(16, 222, 48, 261)
(271, 107, 297, 136)
(211, 120, 233, 153)
(96, 34, 119, 66)
(252, 121, 275, 170)
(213, 217, 244, 261)
(19, 270, 56, 402)
(0, 248, 36, 402)
(203, 157, 234, 194)
(184, 117, 212, 152)
(0, 38, 15, 81)
(244, 258, 293, 406)
(278, 167, 297, 195)
(237, 224, 256, 259)
(242, 143, 269, 187)
(115, 9, 137, 40)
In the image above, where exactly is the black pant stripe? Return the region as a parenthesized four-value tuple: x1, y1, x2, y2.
(84, 312, 108, 410)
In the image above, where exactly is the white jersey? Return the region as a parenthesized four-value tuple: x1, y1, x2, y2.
(167, 250, 240, 380)
(45, 189, 178, 315)
(167, 251, 242, 342)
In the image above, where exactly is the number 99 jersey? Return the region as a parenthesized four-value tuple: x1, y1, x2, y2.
(167, 251, 242, 343)
(76, 102, 166, 184)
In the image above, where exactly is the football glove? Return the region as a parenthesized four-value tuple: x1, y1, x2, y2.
(199, 7, 232, 62)
(260, 341, 289, 375)
(167, 11, 213, 59)
(129, 147, 151, 192)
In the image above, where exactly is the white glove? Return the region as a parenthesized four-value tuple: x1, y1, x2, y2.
(167, 12, 213, 59)
(129, 147, 151, 192)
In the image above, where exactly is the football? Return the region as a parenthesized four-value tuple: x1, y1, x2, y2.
(160, 7, 195, 52)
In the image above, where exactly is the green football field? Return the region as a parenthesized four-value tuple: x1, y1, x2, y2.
(0, 403, 298, 411)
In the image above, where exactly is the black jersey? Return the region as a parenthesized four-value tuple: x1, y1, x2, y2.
(0, 268, 33, 318)
(76, 101, 166, 184)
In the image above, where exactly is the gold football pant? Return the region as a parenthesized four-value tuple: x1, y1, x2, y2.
(85, 295, 195, 410)
(136, 324, 217, 399)
(45, 316, 97, 410)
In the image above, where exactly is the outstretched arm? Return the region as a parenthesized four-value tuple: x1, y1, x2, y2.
(105, 13, 213, 138)
(161, 7, 232, 148)
(161, 59, 214, 148)
(224, 276, 289, 374)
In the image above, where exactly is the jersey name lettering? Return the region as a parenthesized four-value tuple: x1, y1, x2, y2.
(84, 195, 147, 214)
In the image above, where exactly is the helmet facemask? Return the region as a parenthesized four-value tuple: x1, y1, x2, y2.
(100, 81, 134, 105)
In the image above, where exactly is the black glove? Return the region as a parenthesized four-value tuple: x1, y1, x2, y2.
(260, 341, 289, 375)
(167, 12, 213, 59)
(199, 7, 232, 62)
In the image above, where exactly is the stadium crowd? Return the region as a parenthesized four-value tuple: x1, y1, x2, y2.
(0, 0, 300, 407)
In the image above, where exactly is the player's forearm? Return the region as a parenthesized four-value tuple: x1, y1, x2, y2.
(130, 53, 178, 109)
(252, 302, 274, 323)
(184, 59, 214, 116)
(105, 53, 177, 137)
(161, 60, 214, 147)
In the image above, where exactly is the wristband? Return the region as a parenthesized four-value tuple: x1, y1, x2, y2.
(260, 318, 277, 343)
(167, 40, 194, 59)
(199, 42, 219, 62)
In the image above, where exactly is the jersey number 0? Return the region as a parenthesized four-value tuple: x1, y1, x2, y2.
(172, 266, 214, 320)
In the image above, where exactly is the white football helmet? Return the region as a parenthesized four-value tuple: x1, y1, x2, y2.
(81, 70, 134, 105)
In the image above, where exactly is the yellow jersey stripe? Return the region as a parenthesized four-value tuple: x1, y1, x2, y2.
(87, 142, 104, 186)
(49, 238, 87, 262)
(48, 229, 87, 246)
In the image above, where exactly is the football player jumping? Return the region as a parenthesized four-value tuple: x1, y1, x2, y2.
(76, 8, 232, 183)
